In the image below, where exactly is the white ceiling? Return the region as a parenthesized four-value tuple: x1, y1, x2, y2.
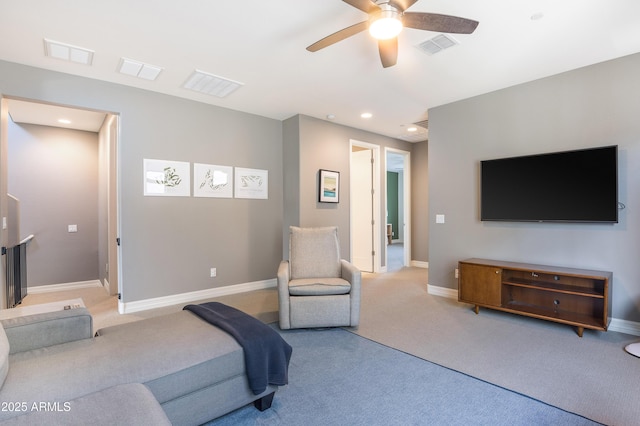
(1, 0, 639, 141)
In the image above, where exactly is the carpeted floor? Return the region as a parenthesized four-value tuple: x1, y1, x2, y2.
(209, 327, 597, 425)
(19, 267, 639, 425)
(352, 267, 639, 426)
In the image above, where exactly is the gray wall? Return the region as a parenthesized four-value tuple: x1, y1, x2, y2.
(0, 60, 283, 303)
(8, 122, 99, 286)
(283, 114, 426, 266)
(428, 52, 640, 323)
(411, 141, 428, 262)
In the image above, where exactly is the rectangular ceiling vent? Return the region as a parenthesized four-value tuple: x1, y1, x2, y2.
(399, 132, 428, 143)
(413, 119, 428, 129)
(182, 70, 244, 98)
(416, 34, 458, 56)
(118, 58, 162, 81)
(44, 38, 94, 65)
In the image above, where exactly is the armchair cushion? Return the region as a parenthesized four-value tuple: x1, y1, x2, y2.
(289, 226, 341, 280)
(289, 278, 351, 296)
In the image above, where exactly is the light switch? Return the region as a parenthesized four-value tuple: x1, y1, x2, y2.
(436, 214, 445, 224)
(68, 224, 78, 233)
(2, 217, 6, 230)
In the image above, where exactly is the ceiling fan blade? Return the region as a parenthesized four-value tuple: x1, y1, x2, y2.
(403, 12, 479, 34)
(307, 21, 369, 52)
(388, 0, 419, 12)
(342, 0, 380, 14)
(378, 37, 398, 68)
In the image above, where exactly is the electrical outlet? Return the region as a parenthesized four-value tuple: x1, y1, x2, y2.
(210, 268, 217, 278)
(68, 224, 78, 233)
(455, 268, 459, 279)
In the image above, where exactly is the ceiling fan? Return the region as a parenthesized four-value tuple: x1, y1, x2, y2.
(306, 0, 479, 68)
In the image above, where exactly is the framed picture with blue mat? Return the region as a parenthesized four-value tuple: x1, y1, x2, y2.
(319, 169, 339, 203)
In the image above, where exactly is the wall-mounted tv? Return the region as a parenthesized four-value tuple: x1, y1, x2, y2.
(480, 145, 618, 223)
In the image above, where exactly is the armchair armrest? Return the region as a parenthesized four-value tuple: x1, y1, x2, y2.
(341, 259, 362, 327)
(340, 259, 361, 289)
(1, 308, 93, 354)
(277, 260, 292, 329)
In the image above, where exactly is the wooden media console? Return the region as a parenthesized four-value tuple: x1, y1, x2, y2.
(458, 258, 612, 337)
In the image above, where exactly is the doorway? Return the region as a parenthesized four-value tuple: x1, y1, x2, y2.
(385, 148, 411, 272)
(350, 140, 380, 273)
(0, 97, 120, 307)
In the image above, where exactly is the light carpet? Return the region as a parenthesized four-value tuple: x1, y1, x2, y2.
(352, 267, 639, 426)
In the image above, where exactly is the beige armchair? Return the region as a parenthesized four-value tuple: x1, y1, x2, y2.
(277, 226, 361, 330)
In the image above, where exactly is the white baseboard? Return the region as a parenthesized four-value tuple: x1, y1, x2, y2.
(609, 318, 640, 336)
(427, 284, 456, 299)
(28, 280, 103, 294)
(411, 260, 429, 269)
(426, 284, 640, 337)
(118, 278, 277, 314)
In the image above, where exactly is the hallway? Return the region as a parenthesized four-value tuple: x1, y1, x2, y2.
(387, 242, 404, 272)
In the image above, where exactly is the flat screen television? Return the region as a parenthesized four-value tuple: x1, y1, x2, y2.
(480, 145, 618, 223)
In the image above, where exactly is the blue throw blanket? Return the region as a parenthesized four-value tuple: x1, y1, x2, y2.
(184, 302, 292, 395)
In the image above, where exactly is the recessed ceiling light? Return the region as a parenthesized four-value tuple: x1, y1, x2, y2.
(118, 58, 162, 81)
(326, 114, 336, 120)
(530, 12, 545, 21)
(58, 119, 71, 124)
(407, 127, 417, 132)
(361, 112, 373, 119)
(182, 70, 244, 98)
(44, 39, 94, 65)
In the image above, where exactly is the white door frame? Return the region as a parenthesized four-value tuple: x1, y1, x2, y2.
(350, 139, 381, 273)
(384, 147, 411, 269)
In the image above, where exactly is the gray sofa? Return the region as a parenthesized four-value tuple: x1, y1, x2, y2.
(0, 306, 279, 425)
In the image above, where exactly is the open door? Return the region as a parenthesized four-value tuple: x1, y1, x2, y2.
(351, 148, 373, 272)
(350, 140, 381, 273)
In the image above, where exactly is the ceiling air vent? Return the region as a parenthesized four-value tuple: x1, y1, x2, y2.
(44, 39, 94, 65)
(413, 119, 428, 129)
(182, 70, 244, 98)
(416, 34, 458, 56)
(118, 58, 162, 81)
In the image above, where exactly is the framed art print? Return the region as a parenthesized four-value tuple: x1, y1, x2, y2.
(319, 169, 339, 203)
(143, 159, 190, 196)
(194, 163, 233, 198)
(235, 167, 268, 199)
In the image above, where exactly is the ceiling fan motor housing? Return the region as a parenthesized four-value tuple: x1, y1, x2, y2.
(369, 4, 403, 40)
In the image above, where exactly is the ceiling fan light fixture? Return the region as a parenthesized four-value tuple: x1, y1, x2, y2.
(369, 10, 403, 40)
